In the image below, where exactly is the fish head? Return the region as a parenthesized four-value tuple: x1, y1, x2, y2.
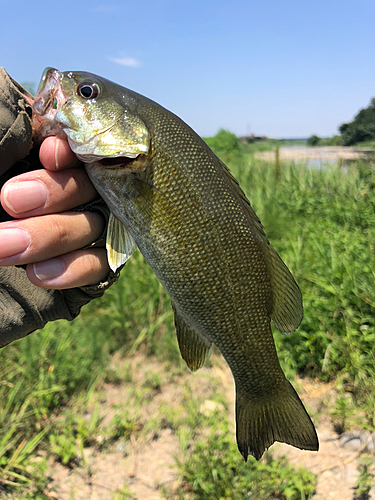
(32, 68, 149, 162)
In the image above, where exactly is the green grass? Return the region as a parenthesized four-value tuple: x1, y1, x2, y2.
(167, 436, 316, 500)
(354, 140, 375, 148)
(0, 132, 374, 496)
(163, 403, 317, 500)
(354, 455, 374, 500)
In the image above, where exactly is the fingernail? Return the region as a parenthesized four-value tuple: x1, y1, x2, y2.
(55, 139, 60, 170)
(0, 228, 30, 258)
(33, 258, 66, 281)
(3, 181, 48, 214)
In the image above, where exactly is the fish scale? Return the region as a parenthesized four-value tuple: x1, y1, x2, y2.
(33, 68, 319, 460)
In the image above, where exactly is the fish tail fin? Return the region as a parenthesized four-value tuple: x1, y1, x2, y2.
(236, 381, 319, 461)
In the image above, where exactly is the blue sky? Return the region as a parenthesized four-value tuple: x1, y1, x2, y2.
(1, 0, 374, 138)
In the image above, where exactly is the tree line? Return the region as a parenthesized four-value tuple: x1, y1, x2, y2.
(308, 97, 375, 147)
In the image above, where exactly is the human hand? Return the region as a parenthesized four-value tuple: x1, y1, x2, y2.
(0, 136, 111, 289)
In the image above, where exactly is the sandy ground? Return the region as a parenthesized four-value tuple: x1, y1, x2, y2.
(254, 145, 374, 164)
(38, 357, 375, 500)
(38, 144, 375, 499)
(22, 144, 375, 499)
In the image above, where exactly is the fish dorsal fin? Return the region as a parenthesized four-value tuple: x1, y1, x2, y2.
(106, 212, 137, 272)
(218, 157, 303, 333)
(171, 302, 212, 371)
(266, 245, 303, 333)
(218, 158, 267, 237)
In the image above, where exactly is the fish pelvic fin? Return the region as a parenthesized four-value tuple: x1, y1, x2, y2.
(236, 380, 319, 461)
(106, 212, 137, 272)
(172, 302, 212, 372)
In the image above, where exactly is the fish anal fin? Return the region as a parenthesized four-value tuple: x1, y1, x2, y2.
(106, 212, 137, 272)
(267, 245, 303, 333)
(236, 380, 319, 461)
(172, 303, 212, 372)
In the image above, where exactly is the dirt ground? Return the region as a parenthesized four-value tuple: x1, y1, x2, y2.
(33, 145, 375, 500)
(40, 356, 375, 500)
(275, 380, 375, 500)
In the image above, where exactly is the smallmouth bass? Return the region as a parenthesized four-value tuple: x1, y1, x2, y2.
(32, 68, 319, 460)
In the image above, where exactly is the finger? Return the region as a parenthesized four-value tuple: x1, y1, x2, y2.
(1, 168, 98, 218)
(26, 248, 110, 289)
(39, 136, 81, 171)
(0, 211, 105, 266)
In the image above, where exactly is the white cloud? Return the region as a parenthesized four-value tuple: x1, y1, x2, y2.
(109, 57, 142, 68)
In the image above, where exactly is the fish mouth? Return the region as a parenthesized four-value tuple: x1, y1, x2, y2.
(98, 156, 139, 169)
(33, 68, 67, 116)
(32, 68, 69, 141)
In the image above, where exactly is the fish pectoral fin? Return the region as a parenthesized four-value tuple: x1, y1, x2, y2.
(236, 380, 319, 461)
(172, 302, 212, 372)
(267, 245, 303, 333)
(106, 212, 137, 272)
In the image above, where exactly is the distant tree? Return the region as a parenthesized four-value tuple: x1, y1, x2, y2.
(203, 129, 242, 159)
(339, 97, 375, 145)
(324, 135, 344, 146)
(21, 81, 36, 97)
(307, 134, 321, 146)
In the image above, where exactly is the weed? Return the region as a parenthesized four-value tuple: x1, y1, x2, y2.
(0, 383, 49, 490)
(108, 413, 143, 442)
(48, 428, 79, 467)
(104, 483, 135, 499)
(143, 372, 162, 392)
(1, 138, 374, 496)
(164, 419, 316, 500)
(354, 455, 374, 500)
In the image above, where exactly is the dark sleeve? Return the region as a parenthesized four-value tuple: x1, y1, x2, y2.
(0, 68, 119, 348)
(0, 67, 33, 173)
(0, 266, 118, 348)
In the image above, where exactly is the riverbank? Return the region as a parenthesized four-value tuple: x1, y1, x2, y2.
(254, 145, 375, 163)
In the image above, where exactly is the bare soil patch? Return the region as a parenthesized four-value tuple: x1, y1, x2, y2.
(42, 355, 373, 499)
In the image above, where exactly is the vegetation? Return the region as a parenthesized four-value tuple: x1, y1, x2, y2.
(305, 97, 375, 147)
(203, 128, 242, 162)
(354, 455, 374, 500)
(20, 82, 36, 97)
(306, 134, 344, 146)
(339, 98, 375, 146)
(306, 135, 321, 147)
(0, 130, 375, 497)
(165, 421, 316, 500)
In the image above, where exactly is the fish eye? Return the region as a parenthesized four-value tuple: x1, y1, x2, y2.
(76, 82, 100, 99)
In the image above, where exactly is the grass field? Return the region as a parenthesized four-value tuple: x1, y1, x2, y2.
(0, 133, 374, 498)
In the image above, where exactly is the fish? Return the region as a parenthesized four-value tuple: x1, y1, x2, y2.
(32, 68, 319, 460)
